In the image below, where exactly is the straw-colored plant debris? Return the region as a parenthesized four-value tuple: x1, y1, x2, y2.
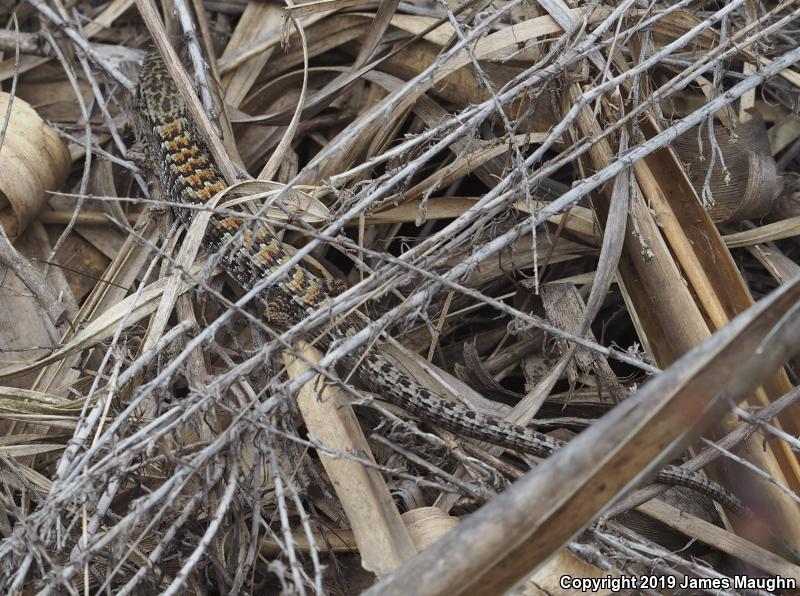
(2, 0, 800, 593)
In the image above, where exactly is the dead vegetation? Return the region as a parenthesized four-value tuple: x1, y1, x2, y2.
(1, 0, 800, 593)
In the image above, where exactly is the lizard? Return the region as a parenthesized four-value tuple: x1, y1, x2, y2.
(132, 50, 744, 514)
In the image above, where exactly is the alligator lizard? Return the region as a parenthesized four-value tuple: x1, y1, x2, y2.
(133, 51, 743, 513)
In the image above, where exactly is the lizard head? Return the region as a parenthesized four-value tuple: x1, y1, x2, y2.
(134, 52, 184, 130)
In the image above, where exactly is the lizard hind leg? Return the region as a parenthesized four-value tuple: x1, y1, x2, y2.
(261, 289, 300, 330)
(321, 278, 348, 297)
(262, 278, 347, 328)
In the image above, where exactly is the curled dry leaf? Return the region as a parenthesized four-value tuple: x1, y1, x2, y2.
(672, 113, 783, 223)
(455, 340, 522, 402)
(401, 507, 459, 551)
(0, 92, 70, 241)
(220, 179, 330, 223)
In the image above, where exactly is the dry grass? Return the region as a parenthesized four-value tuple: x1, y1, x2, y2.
(1, 0, 800, 593)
